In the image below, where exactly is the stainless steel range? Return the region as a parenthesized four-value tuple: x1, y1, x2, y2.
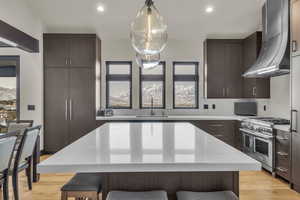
(240, 117, 290, 173)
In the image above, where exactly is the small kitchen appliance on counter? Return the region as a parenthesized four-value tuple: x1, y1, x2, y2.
(234, 102, 257, 116)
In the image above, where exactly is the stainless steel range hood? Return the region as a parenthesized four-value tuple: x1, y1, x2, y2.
(243, 0, 290, 78)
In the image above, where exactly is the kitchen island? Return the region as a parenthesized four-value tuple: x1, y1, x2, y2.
(38, 122, 260, 199)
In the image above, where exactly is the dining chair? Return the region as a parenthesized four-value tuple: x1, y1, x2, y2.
(6, 120, 34, 153)
(10, 125, 41, 200)
(0, 136, 17, 200)
(7, 120, 34, 138)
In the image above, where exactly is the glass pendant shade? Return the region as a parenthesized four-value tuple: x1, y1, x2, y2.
(136, 53, 160, 69)
(130, 0, 168, 55)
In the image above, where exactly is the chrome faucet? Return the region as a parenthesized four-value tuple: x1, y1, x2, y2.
(150, 96, 155, 116)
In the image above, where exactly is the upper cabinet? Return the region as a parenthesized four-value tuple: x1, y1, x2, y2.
(292, 0, 300, 55)
(204, 39, 243, 98)
(243, 32, 270, 98)
(44, 34, 97, 68)
(204, 33, 270, 99)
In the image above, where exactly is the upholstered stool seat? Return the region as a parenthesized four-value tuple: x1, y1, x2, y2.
(61, 173, 102, 200)
(176, 191, 238, 200)
(106, 190, 168, 200)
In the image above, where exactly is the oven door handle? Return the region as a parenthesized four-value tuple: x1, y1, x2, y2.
(239, 128, 273, 140)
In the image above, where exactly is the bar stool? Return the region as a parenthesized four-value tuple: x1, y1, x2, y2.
(61, 173, 102, 200)
(106, 191, 168, 200)
(176, 191, 239, 200)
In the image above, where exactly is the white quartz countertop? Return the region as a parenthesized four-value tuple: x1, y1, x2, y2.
(96, 115, 249, 121)
(38, 122, 261, 173)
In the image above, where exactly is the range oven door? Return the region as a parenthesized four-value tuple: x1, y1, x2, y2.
(253, 136, 273, 169)
(241, 130, 254, 154)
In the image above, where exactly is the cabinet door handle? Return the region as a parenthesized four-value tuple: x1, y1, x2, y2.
(69, 99, 72, 120)
(214, 134, 223, 138)
(65, 99, 68, 121)
(223, 88, 226, 97)
(65, 59, 68, 65)
(253, 87, 257, 97)
(226, 88, 229, 97)
(69, 58, 72, 65)
(209, 124, 223, 127)
(276, 136, 289, 140)
(292, 40, 298, 52)
(291, 110, 298, 132)
(276, 167, 288, 172)
(277, 151, 288, 156)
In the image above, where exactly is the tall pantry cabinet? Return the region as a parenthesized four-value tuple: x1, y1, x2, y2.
(44, 34, 101, 153)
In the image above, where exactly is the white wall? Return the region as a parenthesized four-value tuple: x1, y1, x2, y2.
(101, 38, 270, 116)
(268, 75, 291, 119)
(0, 0, 44, 147)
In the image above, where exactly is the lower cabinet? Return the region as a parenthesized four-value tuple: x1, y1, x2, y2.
(191, 120, 237, 148)
(275, 130, 291, 181)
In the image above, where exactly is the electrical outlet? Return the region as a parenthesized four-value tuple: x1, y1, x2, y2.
(204, 104, 209, 109)
(28, 105, 35, 111)
(264, 105, 267, 111)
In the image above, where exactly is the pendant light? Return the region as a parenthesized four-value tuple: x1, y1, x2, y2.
(136, 53, 160, 69)
(130, 0, 168, 55)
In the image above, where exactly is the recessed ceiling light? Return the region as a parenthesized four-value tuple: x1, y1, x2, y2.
(97, 5, 105, 12)
(205, 6, 214, 13)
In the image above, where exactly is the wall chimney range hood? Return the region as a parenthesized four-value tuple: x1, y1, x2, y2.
(243, 0, 290, 78)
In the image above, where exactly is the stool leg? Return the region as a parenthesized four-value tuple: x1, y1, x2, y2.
(61, 191, 68, 200)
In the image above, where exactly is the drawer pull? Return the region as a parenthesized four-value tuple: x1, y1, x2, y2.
(276, 136, 289, 140)
(276, 167, 288, 172)
(209, 124, 223, 127)
(277, 151, 288, 156)
(214, 134, 223, 137)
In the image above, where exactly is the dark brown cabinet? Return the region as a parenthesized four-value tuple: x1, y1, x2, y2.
(44, 34, 100, 153)
(44, 68, 69, 152)
(204, 39, 243, 98)
(44, 36, 69, 67)
(191, 120, 237, 147)
(243, 32, 270, 98)
(204, 33, 270, 99)
(275, 130, 291, 181)
(44, 34, 96, 68)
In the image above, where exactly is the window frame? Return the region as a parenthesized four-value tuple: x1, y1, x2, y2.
(173, 61, 199, 109)
(139, 61, 166, 109)
(0, 56, 20, 120)
(106, 61, 132, 109)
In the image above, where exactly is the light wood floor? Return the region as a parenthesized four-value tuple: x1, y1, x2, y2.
(2, 156, 300, 200)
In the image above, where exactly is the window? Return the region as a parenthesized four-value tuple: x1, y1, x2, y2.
(173, 62, 199, 109)
(140, 62, 165, 108)
(106, 61, 132, 109)
(0, 56, 20, 123)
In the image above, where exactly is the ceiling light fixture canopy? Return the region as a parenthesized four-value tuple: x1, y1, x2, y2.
(136, 53, 160, 70)
(130, 0, 168, 56)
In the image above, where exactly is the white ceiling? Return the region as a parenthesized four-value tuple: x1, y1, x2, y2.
(26, 0, 266, 40)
